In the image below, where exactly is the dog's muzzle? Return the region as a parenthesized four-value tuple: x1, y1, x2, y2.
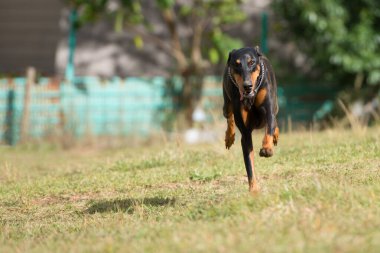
(243, 82, 254, 98)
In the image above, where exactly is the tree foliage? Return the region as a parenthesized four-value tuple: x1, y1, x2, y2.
(273, 0, 380, 87)
(273, 0, 380, 126)
(62, 0, 247, 126)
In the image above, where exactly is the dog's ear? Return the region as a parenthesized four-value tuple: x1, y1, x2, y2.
(227, 49, 236, 64)
(254, 46, 262, 56)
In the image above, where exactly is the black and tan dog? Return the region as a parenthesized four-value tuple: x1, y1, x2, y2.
(223, 46, 279, 193)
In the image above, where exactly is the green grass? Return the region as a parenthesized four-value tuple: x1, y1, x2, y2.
(1, 128, 380, 253)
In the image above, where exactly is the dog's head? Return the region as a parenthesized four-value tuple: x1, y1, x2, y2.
(227, 46, 262, 107)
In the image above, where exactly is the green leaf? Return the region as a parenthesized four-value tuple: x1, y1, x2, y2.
(133, 36, 144, 49)
(114, 10, 124, 33)
(156, 0, 175, 9)
(179, 5, 192, 17)
(368, 71, 380, 85)
(208, 48, 219, 64)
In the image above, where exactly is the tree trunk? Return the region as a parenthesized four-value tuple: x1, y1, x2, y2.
(182, 77, 194, 127)
(180, 68, 204, 128)
(160, 5, 207, 128)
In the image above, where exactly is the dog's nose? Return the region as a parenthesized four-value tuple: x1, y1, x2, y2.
(243, 84, 252, 93)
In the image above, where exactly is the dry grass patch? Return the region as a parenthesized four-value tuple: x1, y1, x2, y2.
(0, 127, 379, 252)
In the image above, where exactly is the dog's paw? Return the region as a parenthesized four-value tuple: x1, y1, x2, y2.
(225, 132, 235, 149)
(273, 137, 278, 146)
(259, 147, 273, 157)
(249, 184, 260, 195)
(249, 180, 260, 195)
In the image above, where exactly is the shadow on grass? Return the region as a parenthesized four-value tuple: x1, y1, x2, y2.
(85, 197, 176, 214)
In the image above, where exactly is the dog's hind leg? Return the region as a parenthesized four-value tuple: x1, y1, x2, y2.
(241, 133, 259, 193)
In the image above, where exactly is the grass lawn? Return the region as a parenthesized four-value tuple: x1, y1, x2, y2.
(0, 128, 379, 253)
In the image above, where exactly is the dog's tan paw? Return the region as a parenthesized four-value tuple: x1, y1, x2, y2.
(273, 137, 278, 146)
(249, 182, 260, 195)
(259, 147, 273, 157)
(225, 132, 235, 149)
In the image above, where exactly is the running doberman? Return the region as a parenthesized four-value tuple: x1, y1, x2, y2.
(223, 46, 279, 193)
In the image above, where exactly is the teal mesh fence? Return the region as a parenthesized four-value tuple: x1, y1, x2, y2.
(0, 77, 338, 145)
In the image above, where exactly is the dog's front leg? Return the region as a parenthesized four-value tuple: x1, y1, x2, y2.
(224, 104, 235, 149)
(260, 106, 276, 157)
(223, 89, 235, 149)
(241, 132, 259, 193)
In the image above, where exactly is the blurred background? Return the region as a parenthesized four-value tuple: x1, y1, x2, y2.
(0, 0, 379, 147)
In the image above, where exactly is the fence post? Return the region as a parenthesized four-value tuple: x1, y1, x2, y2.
(261, 12, 268, 54)
(20, 67, 35, 142)
(65, 9, 77, 83)
(4, 80, 16, 145)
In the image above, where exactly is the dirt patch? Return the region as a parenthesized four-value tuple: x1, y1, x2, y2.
(31, 191, 118, 206)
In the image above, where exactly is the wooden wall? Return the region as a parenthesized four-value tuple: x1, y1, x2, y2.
(0, 0, 62, 75)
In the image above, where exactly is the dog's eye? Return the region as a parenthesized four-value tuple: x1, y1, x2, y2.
(248, 60, 254, 67)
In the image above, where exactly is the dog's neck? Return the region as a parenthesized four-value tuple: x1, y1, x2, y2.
(242, 97, 254, 110)
(254, 59, 265, 94)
